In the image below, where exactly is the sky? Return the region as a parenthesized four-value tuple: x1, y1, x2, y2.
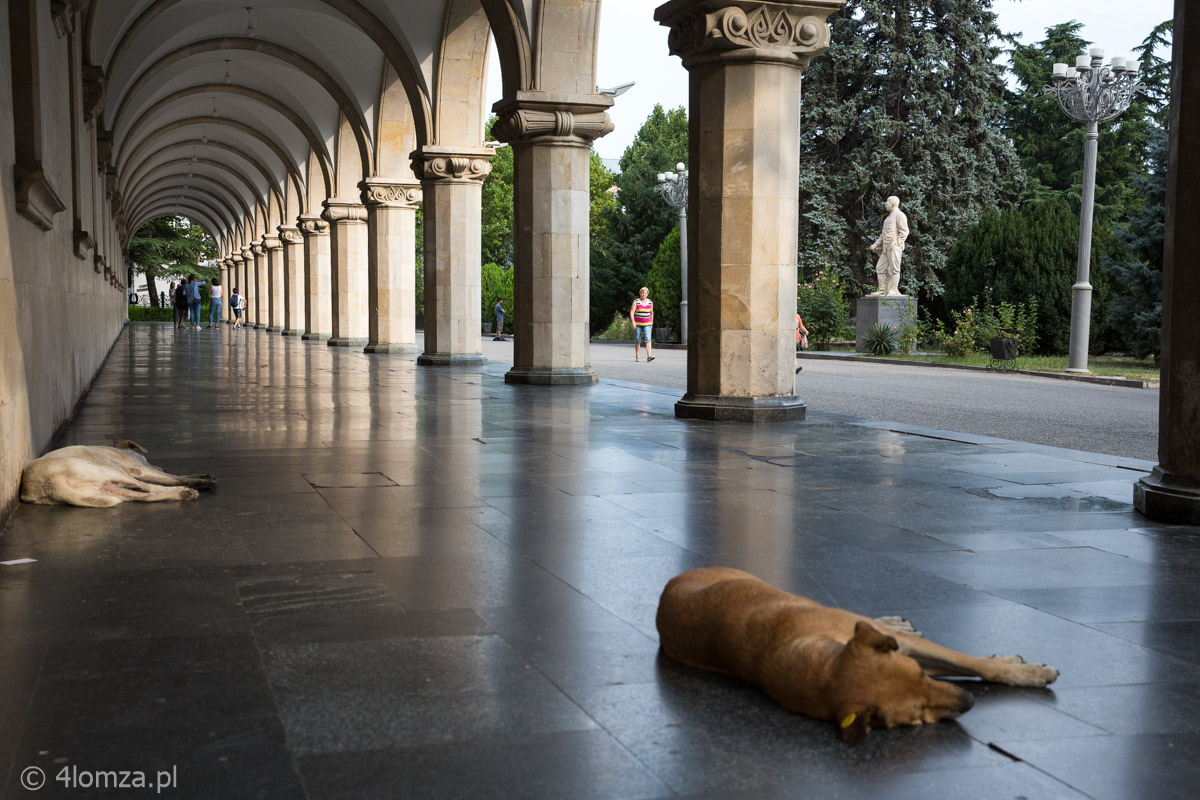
(484, 0, 1176, 163)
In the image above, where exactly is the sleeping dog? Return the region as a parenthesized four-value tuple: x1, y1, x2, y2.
(21, 441, 216, 507)
(657, 567, 1058, 743)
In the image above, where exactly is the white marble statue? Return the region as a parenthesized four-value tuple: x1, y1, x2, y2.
(870, 196, 909, 296)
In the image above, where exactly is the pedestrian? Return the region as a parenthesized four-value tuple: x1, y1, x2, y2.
(230, 287, 244, 329)
(187, 276, 206, 330)
(796, 313, 810, 373)
(630, 287, 655, 362)
(207, 279, 223, 328)
(173, 281, 188, 328)
(493, 298, 505, 341)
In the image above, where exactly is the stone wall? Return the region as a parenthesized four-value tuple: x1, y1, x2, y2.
(0, 0, 128, 517)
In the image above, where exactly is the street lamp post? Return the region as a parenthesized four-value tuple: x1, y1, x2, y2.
(1045, 48, 1145, 373)
(655, 163, 688, 346)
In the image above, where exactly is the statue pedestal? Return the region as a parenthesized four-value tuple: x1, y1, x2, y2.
(856, 295, 916, 353)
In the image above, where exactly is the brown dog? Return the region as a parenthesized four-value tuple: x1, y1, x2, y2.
(20, 441, 217, 507)
(656, 567, 1058, 743)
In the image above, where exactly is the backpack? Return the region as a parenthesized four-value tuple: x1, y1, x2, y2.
(231, 293, 241, 310)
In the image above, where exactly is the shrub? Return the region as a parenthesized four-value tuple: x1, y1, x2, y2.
(863, 323, 898, 355)
(594, 313, 636, 340)
(128, 306, 173, 322)
(797, 270, 848, 346)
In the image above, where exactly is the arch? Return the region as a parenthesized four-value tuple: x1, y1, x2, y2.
(127, 205, 230, 248)
(88, 0, 433, 146)
(120, 139, 294, 208)
(430, 0, 491, 148)
(334, 112, 363, 197)
(124, 158, 274, 222)
(109, 37, 373, 177)
(129, 181, 244, 232)
(478, 0, 532, 98)
(115, 84, 334, 185)
(375, 63, 419, 179)
(117, 118, 306, 202)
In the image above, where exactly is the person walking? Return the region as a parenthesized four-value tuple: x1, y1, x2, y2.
(207, 279, 224, 328)
(173, 281, 188, 328)
(493, 299, 506, 341)
(630, 287, 655, 362)
(187, 276, 206, 330)
(796, 313, 810, 373)
(230, 287, 244, 329)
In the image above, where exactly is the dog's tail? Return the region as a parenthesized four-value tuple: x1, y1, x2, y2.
(115, 440, 149, 454)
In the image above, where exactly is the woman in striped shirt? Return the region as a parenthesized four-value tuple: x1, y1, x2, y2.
(630, 287, 655, 362)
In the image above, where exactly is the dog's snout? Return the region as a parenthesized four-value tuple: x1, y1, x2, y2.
(958, 690, 975, 714)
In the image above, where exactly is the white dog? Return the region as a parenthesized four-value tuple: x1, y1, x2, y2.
(21, 441, 217, 507)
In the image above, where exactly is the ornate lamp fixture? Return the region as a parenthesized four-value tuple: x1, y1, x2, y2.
(1044, 48, 1145, 372)
(655, 162, 689, 345)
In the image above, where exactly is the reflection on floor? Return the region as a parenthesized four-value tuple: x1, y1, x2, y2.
(2, 324, 1197, 800)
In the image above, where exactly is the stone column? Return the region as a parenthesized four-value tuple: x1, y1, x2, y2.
(322, 199, 369, 347)
(655, 0, 841, 421)
(491, 104, 611, 383)
(1135, 0, 1200, 524)
(218, 260, 230, 322)
(360, 179, 422, 355)
(411, 148, 492, 366)
(240, 246, 256, 327)
(279, 225, 305, 336)
(299, 214, 332, 341)
(253, 242, 269, 329)
(263, 234, 283, 332)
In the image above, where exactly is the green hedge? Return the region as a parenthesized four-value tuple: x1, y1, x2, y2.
(128, 306, 174, 321)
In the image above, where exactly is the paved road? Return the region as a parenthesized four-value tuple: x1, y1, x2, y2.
(479, 338, 1159, 461)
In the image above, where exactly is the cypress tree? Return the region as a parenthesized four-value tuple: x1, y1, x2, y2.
(797, 0, 1023, 297)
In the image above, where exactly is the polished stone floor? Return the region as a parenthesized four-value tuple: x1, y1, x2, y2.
(2, 324, 1198, 799)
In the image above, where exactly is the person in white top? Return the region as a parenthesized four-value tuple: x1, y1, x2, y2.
(207, 279, 224, 328)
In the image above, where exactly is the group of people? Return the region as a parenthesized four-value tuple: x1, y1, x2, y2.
(167, 277, 246, 329)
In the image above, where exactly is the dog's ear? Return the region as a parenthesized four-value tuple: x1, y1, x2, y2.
(116, 440, 149, 454)
(851, 620, 898, 653)
(837, 705, 877, 745)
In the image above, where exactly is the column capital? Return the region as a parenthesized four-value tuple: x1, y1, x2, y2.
(359, 178, 423, 208)
(297, 213, 329, 236)
(241, 246, 254, 260)
(410, 147, 494, 184)
(261, 234, 282, 251)
(490, 95, 614, 147)
(654, 1, 841, 68)
(252, 243, 266, 256)
(321, 198, 368, 224)
(277, 225, 303, 244)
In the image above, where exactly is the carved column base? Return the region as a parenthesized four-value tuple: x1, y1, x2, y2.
(281, 329, 304, 337)
(302, 332, 331, 341)
(505, 366, 598, 386)
(675, 394, 806, 422)
(1135, 467, 1200, 525)
(418, 353, 488, 367)
(328, 337, 369, 347)
(364, 343, 421, 355)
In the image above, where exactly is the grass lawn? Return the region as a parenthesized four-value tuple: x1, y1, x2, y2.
(885, 352, 1160, 381)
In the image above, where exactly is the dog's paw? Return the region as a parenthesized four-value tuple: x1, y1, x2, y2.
(873, 616, 922, 637)
(189, 475, 218, 490)
(179, 488, 200, 501)
(993, 657, 1058, 688)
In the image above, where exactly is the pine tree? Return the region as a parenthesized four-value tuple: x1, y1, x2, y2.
(797, 0, 1023, 297)
(1104, 20, 1172, 359)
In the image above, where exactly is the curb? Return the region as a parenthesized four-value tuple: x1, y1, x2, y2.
(796, 351, 1158, 389)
